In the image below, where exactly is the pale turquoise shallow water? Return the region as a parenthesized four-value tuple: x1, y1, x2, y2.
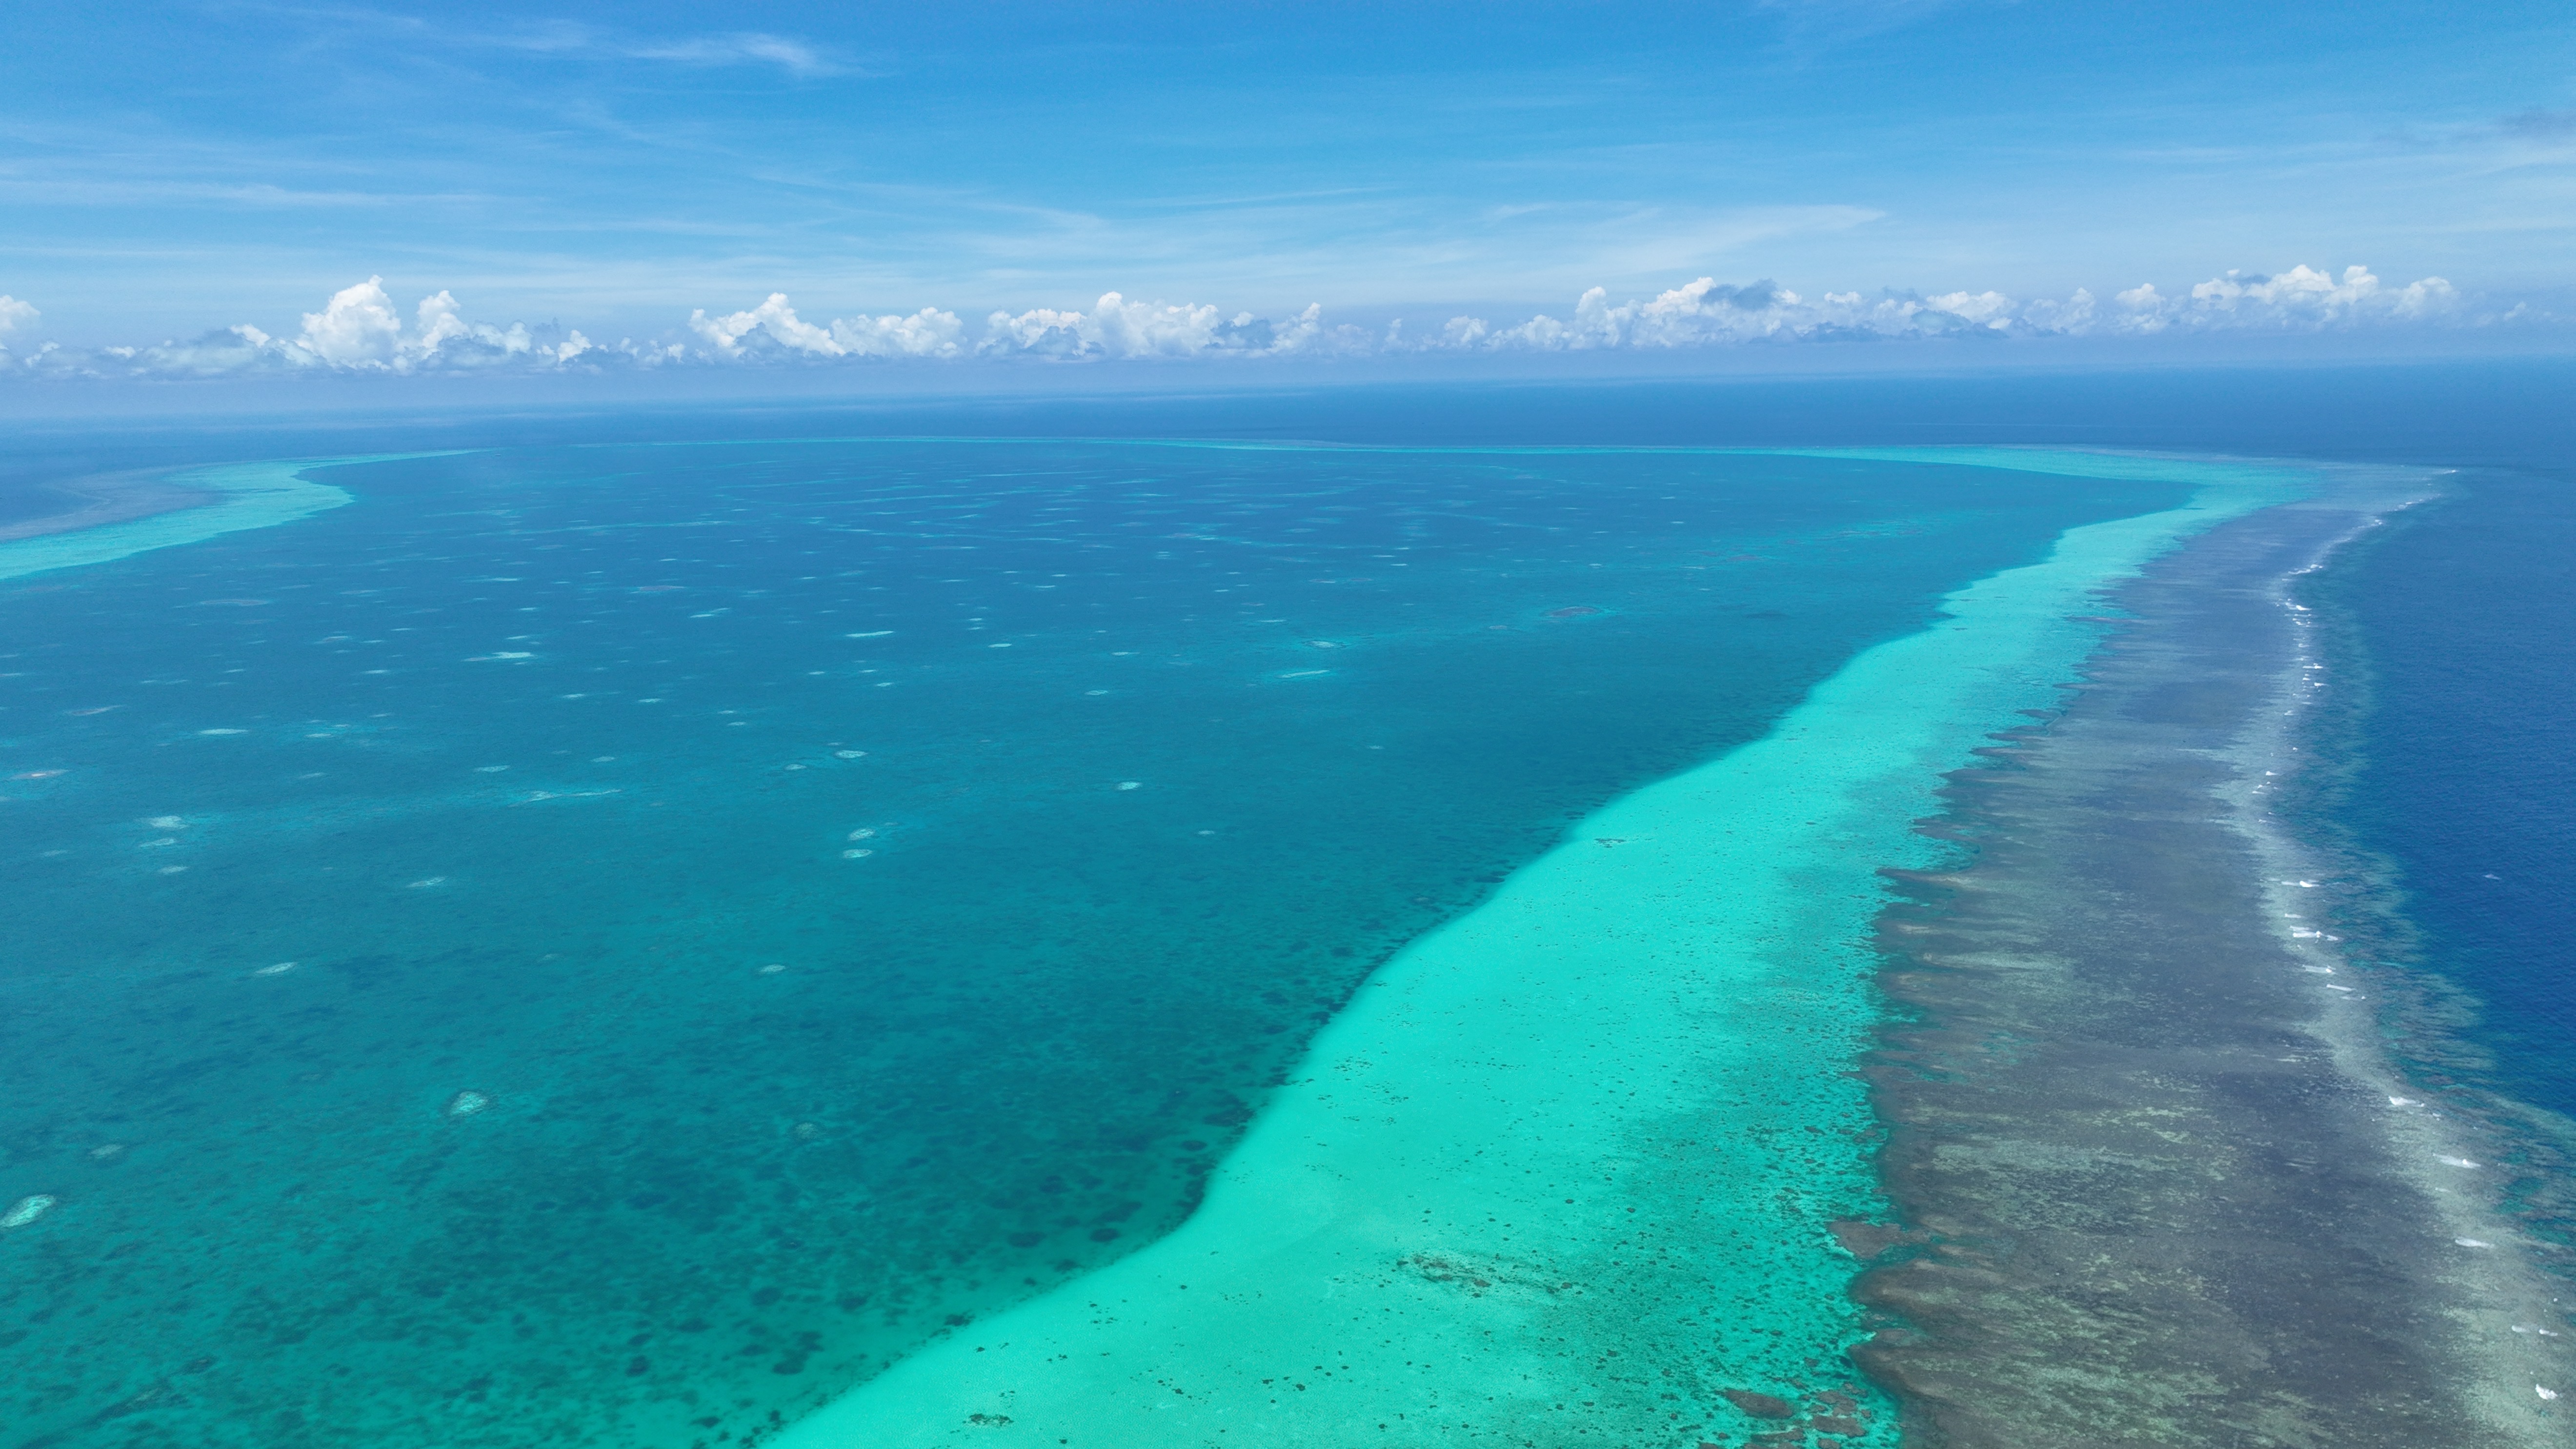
(0, 437, 2218, 1447)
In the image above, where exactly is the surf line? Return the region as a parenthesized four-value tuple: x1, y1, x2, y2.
(0, 454, 455, 582)
(766, 450, 2316, 1449)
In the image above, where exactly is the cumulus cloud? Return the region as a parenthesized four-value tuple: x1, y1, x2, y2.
(687, 294, 965, 359)
(975, 293, 1358, 360)
(0, 262, 2521, 382)
(1419, 262, 2466, 350)
(296, 277, 404, 365)
(270, 277, 599, 370)
(682, 289, 1358, 363)
(690, 293, 843, 356)
(2181, 264, 2455, 324)
(15, 278, 604, 378)
(1428, 278, 1805, 351)
(833, 307, 967, 358)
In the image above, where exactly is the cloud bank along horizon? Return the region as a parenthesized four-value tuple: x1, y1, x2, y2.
(0, 263, 2492, 378)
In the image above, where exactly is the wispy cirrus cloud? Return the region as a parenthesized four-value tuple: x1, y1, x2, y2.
(247, 6, 849, 77)
(1755, 0, 1989, 52)
(0, 175, 488, 209)
(618, 33, 840, 77)
(2499, 108, 2576, 142)
(467, 19, 846, 76)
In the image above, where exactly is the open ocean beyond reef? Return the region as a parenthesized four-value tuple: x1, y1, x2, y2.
(0, 368, 2569, 1448)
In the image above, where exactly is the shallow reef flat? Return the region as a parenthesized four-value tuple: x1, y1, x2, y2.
(0, 469, 223, 545)
(773, 452, 2306, 1449)
(1855, 470, 2573, 1445)
(0, 457, 378, 581)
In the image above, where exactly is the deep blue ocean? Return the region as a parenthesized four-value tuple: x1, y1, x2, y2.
(1, 362, 2569, 1447)
(2320, 473, 2576, 1118)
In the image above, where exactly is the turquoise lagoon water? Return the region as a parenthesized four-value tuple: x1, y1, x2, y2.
(0, 438, 2216, 1447)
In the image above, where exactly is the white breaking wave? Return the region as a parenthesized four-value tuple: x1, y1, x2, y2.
(0, 263, 2522, 379)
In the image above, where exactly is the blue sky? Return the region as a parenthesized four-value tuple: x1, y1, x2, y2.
(2, 0, 2571, 374)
